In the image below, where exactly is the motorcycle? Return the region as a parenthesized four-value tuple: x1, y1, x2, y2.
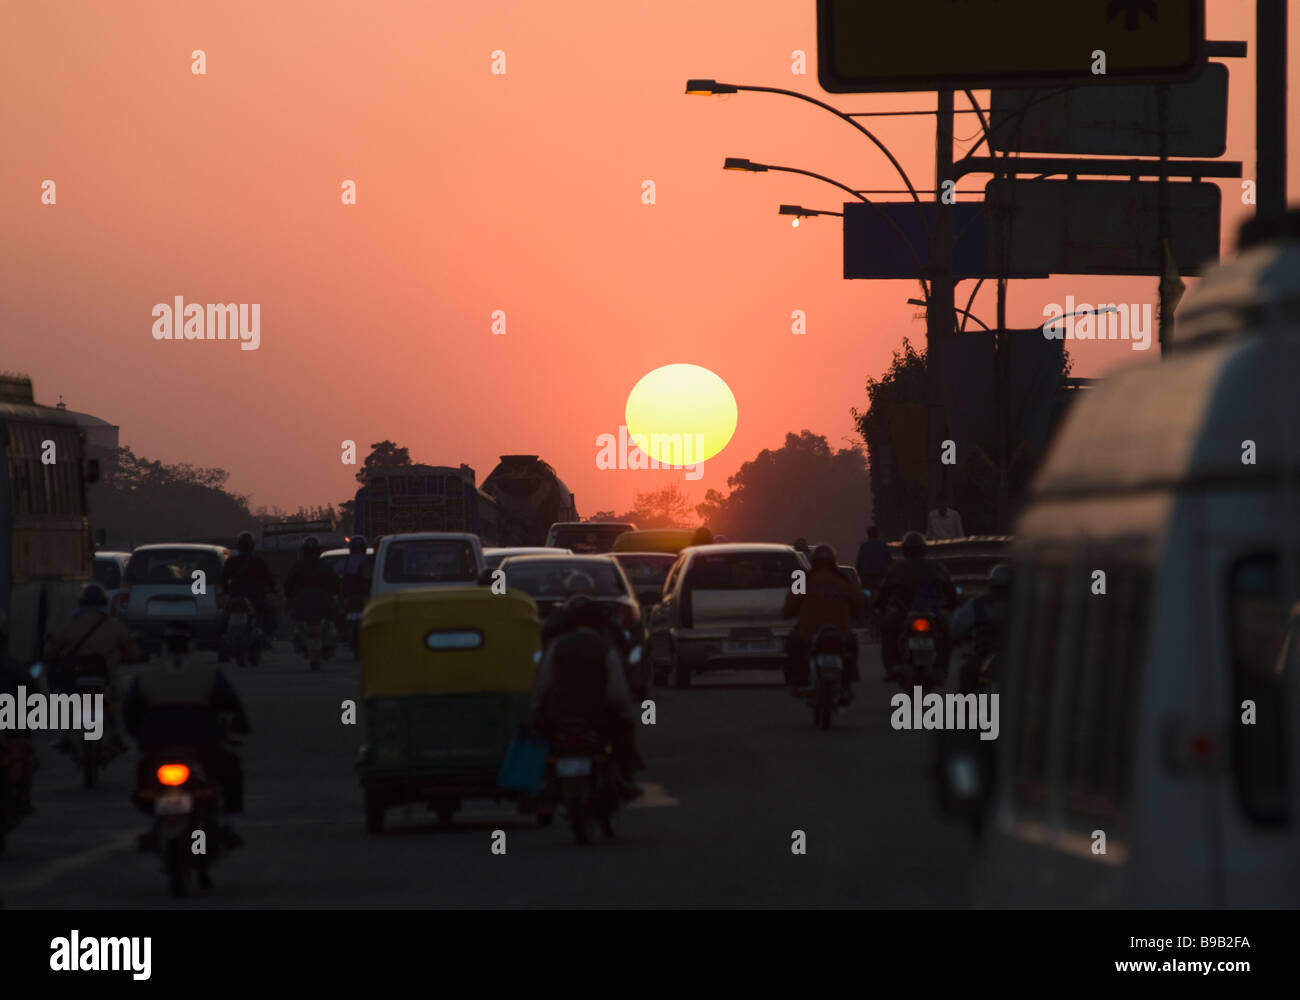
(224, 596, 263, 667)
(546, 722, 619, 845)
(135, 746, 225, 897)
(896, 611, 945, 692)
(958, 648, 997, 694)
(294, 612, 337, 671)
(805, 626, 847, 729)
(64, 660, 121, 789)
(340, 595, 365, 660)
(0, 731, 36, 853)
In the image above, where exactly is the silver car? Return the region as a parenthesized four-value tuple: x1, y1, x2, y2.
(646, 543, 808, 688)
(120, 544, 230, 653)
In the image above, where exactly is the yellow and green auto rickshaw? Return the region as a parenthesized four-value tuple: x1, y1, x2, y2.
(611, 528, 697, 554)
(357, 585, 540, 832)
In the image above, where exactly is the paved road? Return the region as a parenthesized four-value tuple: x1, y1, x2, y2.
(2, 642, 978, 908)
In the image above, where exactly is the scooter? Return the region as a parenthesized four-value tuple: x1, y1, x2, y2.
(135, 746, 225, 897)
(224, 596, 263, 668)
(546, 722, 619, 845)
(805, 625, 847, 729)
(895, 612, 945, 693)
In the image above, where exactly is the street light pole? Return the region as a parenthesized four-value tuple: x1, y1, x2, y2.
(928, 91, 955, 523)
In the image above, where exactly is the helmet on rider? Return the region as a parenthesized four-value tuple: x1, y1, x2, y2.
(78, 583, 109, 608)
(988, 563, 1011, 591)
(560, 593, 606, 631)
(901, 531, 926, 560)
(792, 537, 809, 554)
(163, 621, 193, 657)
(692, 526, 714, 546)
(236, 531, 255, 555)
(349, 534, 367, 554)
(564, 571, 596, 596)
(810, 544, 837, 572)
(301, 536, 322, 560)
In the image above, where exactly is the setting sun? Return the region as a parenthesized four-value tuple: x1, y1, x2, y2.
(624, 363, 738, 465)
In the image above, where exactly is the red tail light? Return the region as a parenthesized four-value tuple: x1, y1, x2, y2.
(909, 617, 932, 634)
(157, 763, 190, 786)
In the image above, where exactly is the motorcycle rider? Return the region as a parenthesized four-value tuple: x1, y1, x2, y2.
(123, 622, 250, 848)
(284, 536, 341, 654)
(782, 544, 865, 703)
(532, 594, 644, 800)
(950, 563, 1012, 688)
(873, 531, 958, 679)
(339, 534, 372, 601)
(854, 524, 892, 594)
(43, 584, 135, 751)
(220, 531, 278, 651)
(0, 611, 36, 817)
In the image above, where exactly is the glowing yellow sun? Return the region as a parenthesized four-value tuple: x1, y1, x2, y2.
(625, 364, 738, 465)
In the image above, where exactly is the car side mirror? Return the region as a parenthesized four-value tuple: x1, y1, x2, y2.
(477, 568, 494, 586)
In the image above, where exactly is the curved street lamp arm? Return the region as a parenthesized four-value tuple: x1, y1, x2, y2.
(735, 84, 925, 213)
(763, 164, 929, 299)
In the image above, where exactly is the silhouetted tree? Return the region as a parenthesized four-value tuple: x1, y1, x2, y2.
(90, 446, 256, 548)
(694, 431, 871, 560)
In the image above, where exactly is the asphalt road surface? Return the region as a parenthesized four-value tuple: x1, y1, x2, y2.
(3, 640, 978, 908)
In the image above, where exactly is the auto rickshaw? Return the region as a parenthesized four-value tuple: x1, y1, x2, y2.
(357, 586, 540, 832)
(611, 528, 697, 554)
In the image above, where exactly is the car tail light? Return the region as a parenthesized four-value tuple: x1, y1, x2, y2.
(909, 617, 932, 634)
(119, 585, 130, 612)
(680, 574, 694, 628)
(157, 763, 190, 786)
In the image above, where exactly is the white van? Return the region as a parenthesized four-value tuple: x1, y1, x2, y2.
(370, 533, 485, 597)
(970, 232, 1300, 907)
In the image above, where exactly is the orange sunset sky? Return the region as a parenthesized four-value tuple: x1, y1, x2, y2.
(4, 1, 1299, 517)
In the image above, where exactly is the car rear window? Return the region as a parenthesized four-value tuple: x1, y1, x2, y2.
(688, 552, 800, 590)
(125, 549, 223, 586)
(93, 558, 122, 590)
(382, 540, 478, 584)
(502, 560, 627, 598)
(550, 526, 631, 553)
(614, 555, 675, 588)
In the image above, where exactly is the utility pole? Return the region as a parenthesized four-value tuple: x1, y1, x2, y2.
(1257, 0, 1287, 218)
(927, 91, 955, 527)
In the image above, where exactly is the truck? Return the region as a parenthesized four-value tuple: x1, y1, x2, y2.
(479, 455, 579, 547)
(353, 464, 486, 543)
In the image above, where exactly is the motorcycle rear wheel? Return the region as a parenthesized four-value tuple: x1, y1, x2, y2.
(82, 740, 98, 789)
(164, 838, 188, 897)
(568, 801, 591, 845)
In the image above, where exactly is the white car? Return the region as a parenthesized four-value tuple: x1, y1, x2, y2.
(646, 543, 809, 688)
(371, 533, 485, 597)
(483, 546, 571, 571)
(92, 550, 132, 615)
(119, 544, 230, 653)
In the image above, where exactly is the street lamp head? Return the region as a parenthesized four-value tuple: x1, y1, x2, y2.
(685, 79, 738, 95)
(724, 157, 766, 172)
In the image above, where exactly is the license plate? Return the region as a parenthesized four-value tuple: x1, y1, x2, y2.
(813, 654, 842, 670)
(229, 612, 249, 625)
(346, 613, 362, 621)
(154, 792, 193, 816)
(723, 639, 779, 655)
(908, 637, 935, 650)
(555, 757, 592, 777)
(149, 602, 195, 617)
